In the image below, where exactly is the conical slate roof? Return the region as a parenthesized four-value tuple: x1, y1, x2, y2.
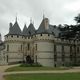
(22, 24, 28, 36)
(8, 20, 21, 35)
(37, 18, 52, 34)
(27, 23, 36, 35)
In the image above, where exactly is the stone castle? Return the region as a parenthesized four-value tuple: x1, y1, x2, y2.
(0, 16, 80, 67)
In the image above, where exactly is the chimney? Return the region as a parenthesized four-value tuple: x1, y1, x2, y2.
(44, 18, 49, 30)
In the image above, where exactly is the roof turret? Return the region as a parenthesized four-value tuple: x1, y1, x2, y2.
(27, 19, 36, 36)
(37, 17, 51, 34)
(8, 17, 21, 35)
(22, 24, 28, 36)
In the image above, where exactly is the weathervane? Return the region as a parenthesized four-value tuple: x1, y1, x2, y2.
(30, 17, 32, 24)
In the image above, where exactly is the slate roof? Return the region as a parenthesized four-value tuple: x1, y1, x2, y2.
(37, 18, 52, 34)
(27, 23, 36, 35)
(8, 21, 21, 35)
(7, 17, 61, 37)
(49, 25, 61, 37)
(22, 24, 28, 36)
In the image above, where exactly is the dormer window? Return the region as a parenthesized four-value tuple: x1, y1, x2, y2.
(29, 31, 31, 35)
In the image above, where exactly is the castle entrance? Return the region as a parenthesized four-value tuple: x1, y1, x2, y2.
(26, 55, 32, 64)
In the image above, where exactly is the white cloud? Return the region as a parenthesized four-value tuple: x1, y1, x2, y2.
(0, 0, 80, 40)
(64, 0, 80, 12)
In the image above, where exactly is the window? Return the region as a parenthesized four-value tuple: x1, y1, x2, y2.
(35, 44, 37, 50)
(70, 55, 72, 61)
(41, 34, 42, 36)
(54, 55, 57, 61)
(29, 31, 31, 35)
(54, 45, 57, 63)
(6, 36, 8, 38)
(54, 45, 56, 53)
(70, 46, 72, 55)
(62, 45, 64, 55)
(28, 43, 30, 50)
(11, 35, 13, 37)
(28, 37, 30, 39)
(54, 64, 56, 67)
(7, 55, 8, 62)
(21, 45, 22, 51)
(7, 45, 9, 51)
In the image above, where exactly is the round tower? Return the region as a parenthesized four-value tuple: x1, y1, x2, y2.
(34, 17, 55, 67)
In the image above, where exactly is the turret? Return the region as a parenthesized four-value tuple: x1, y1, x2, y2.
(37, 16, 51, 34)
(22, 24, 28, 36)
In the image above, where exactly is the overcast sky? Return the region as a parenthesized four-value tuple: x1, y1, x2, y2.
(0, 0, 80, 40)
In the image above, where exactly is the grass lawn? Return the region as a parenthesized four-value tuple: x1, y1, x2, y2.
(5, 66, 69, 72)
(4, 73, 80, 80)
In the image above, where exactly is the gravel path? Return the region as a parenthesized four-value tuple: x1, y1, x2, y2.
(3, 68, 80, 75)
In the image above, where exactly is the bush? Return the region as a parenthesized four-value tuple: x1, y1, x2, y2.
(20, 63, 42, 67)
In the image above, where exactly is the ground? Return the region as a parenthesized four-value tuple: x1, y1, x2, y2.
(4, 73, 80, 80)
(1, 65, 80, 80)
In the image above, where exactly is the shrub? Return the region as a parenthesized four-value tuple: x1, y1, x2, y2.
(20, 63, 42, 67)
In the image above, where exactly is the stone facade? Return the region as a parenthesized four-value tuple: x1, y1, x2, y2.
(0, 17, 80, 67)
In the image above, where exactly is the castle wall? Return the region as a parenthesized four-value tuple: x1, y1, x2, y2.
(34, 34, 54, 67)
(5, 35, 24, 63)
(4, 33, 80, 67)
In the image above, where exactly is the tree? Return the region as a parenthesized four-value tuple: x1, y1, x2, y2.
(74, 13, 80, 24)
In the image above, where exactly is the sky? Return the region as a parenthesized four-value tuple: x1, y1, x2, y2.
(0, 0, 80, 40)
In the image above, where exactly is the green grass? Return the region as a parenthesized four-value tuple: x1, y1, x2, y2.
(5, 66, 69, 72)
(4, 73, 80, 80)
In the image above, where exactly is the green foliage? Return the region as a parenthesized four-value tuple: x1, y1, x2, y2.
(5, 65, 69, 72)
(74, 14, 80, 24)
(20, 63, 42, 67)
